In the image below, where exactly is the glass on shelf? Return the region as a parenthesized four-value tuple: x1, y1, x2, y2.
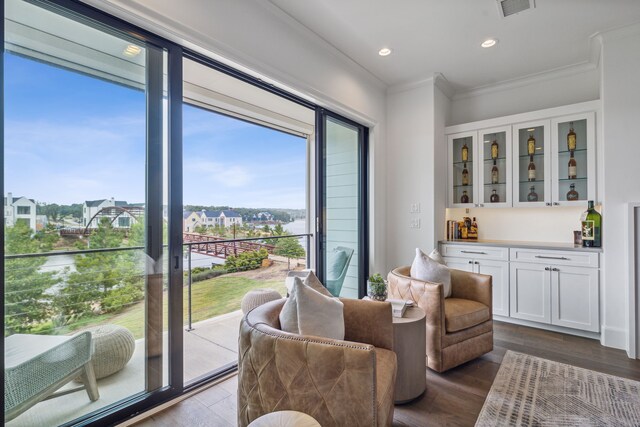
(527, 185, 539, 202)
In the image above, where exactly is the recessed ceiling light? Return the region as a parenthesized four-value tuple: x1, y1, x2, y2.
(481, 38, 498, 48)
(123, 44, 142, 57)
(378, 48, 392, 57)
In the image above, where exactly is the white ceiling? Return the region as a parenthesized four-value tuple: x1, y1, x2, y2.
(269, 0, 640, 93)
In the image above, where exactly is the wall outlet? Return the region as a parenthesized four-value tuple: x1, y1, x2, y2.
(410, 219, 421, 229)
(410, 203, 421, 214)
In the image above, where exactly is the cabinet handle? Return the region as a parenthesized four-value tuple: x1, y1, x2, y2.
(480, 204, 485, 207)
(474, 261, 480, 265)
(468, 260, 473, 264)
(461, 250, 487, 255)
(553, 202, 560, 206)
(535, 255, 569, 260)
(545, 202, 551, 206)
(552, 268, 560, 272)
(544, 267, 550, 271)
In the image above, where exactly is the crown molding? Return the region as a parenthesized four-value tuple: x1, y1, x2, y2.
(386, 73, 453, 97)
(594, 21, 640, 42)
(451, 60, 598, 101)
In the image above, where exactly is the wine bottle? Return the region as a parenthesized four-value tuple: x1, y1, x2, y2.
(461, 190, 469, 204)
(491, 160, 499, 184)
(462, 163, 469, 186)
(581, 200, 602, 247)
(461, 142, 469, 162)
(527, 185, 539, 202)
(490, 189, 500, 203)
(528, 155, 536, 181)
(567, 183, 579, 201)
(568, 151, 577, 179)
(491, 140, 499, 160)
(527, 133, 536, 156)
(567, 122, 576, 152)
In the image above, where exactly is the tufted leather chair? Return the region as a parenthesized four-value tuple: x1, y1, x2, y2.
(238, 298, 397, 427)
(388, 266, 493, 373)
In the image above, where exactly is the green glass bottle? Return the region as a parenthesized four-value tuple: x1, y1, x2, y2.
(581, 200, 601, 247)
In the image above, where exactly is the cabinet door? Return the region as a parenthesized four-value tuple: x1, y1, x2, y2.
(512, 120, 551, 208)
(551, 265, 599, 332)
(551, 112, 596, 206)
(448, 131, 477, 208)
(478, 126, 512, 208)
(509, 262, 551, 324)
(443, 256, 474, 272)
(477, 260, 510, 317)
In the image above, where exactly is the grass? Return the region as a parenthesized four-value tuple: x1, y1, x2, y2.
(87, 274, 288, 339)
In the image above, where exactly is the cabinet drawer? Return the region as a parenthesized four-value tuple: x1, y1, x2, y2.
(441, 244, 509, 261)
(510, 248, 599, 268)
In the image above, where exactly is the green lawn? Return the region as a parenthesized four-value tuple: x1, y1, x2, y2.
(76, 274, 287, 339)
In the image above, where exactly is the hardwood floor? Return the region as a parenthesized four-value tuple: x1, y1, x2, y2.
(132, 321, 640, 427)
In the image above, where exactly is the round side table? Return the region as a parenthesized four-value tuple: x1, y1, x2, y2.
(392, 306, 427, 404)
(248, 410, 320, 427)
(241, 288, 282, 314)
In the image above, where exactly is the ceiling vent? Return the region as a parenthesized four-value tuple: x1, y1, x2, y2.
(497, 0, 535, 18)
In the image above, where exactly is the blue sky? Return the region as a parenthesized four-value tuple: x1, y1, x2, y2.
(4, 53, 306, 209)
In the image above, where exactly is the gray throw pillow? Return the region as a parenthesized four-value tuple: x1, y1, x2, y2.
(411, 248, 452, 298)
(279, 277, 345, 340)
(326, 249, 347, 280)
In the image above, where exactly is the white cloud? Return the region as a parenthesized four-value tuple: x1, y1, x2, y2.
(185, 159, 253, 188)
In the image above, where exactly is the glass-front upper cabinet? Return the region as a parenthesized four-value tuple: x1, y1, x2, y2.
(448, 131, 476, 208)
(551, 112, 596, 206)
(512, 120, 551, 207)
(478, 126, 511, 207)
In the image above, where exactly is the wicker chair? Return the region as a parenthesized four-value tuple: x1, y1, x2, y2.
(4, 331, 99, 422)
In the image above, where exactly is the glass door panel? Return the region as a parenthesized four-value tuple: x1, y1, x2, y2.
(552, 112, 596, 205)
(479, 128, 511, 206)
(513, 121, 550, 207)
(319, 114, 366, 299)
(448, 133, 475, 207)
(3, 0, 170, 424)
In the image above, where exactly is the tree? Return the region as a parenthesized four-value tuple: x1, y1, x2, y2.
(262, 224, 271, 235)
(273, 223, 285, 236)
(4, 222, 57, 335)
(274, 237, 306, 270)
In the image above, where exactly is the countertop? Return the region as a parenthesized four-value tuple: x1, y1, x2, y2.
(439, 239, 603, 253)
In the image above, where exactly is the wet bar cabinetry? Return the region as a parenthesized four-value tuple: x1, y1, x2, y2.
(446, 101, 597, 208)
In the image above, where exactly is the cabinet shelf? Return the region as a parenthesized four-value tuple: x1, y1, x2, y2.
(484, 182, 506, 186)
(453, 160, 473, 165)
(483, 156, 506, 162)
(558, 177, 587, 182)
(519, 180, 546, 184)
(557, 148, 587, 155)
(519, 152, 544, 159)
(453, 184, 474, 188)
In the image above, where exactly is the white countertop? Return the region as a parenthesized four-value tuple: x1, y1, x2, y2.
(440, 239, 602, 253)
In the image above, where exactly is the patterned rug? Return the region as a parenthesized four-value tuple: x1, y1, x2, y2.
(476, 351, 640, 426)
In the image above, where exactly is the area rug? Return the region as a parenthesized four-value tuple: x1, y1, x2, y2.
(475, 350, 640, 426)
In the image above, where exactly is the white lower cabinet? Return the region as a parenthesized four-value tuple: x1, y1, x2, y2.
(442, 243, 601, 334)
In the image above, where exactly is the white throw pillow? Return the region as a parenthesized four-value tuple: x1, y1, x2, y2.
(284, 270, 332, 297)
(429, 248, 446, 265)
(279, 277, 345, 340)
(411, 248, 452, 298)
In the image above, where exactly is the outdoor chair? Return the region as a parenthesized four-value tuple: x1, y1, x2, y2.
(325, 246, 354, 297)
(4, 331, 99, 422)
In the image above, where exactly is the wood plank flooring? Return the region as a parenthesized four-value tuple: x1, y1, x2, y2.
(132, 321, 640, 427)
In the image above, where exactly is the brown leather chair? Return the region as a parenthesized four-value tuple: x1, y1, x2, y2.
(238, 298, 397, 427)
(388, 266, 493, 373)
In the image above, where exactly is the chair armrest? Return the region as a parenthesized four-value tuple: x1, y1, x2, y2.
(238, 318, 377, 427)
(450, 269, 493, 312)
(341, 298, 394, 351)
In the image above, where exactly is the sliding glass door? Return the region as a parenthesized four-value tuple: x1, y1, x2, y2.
(317, 110, 368, 298)
(2, 0, 182, 425)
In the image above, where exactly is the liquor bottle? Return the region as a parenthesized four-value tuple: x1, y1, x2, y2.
(528, 155, 536, 181)
(527, 133, 536, 156)
(461, 142, 469, 162)
(567, 183, 579, 201)
(462, 163, 469, 186)
(490, 189, 500, 203)
(461, 190, 469, 204)
(469, 217, 478, 239)
(568, 151, 577, 179)
(567, 122, 576, 152)
(491, 140, 499, 160)
(581, 200, 602, 247)
(491, 160, 499, 184)
(527, 185, 539, 202)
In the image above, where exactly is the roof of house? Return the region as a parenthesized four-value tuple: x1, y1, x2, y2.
(221, 210, 241, 218)
(4, 196, 36, 205)
(201, 210, 221, 218)
(200, 209, 241, 218)
(183, 211, 193, 219)
(85, 199, 130, 208)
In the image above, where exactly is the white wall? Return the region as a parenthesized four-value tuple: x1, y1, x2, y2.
(600, 25, 640, 351)
(88, 0, 389, 277)
(450, 65, 600, 125)
(386, 80, 445, 270)
(446, 207, 584, 243)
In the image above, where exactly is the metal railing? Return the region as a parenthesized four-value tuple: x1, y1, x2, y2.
(183, 233, 312, 331)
